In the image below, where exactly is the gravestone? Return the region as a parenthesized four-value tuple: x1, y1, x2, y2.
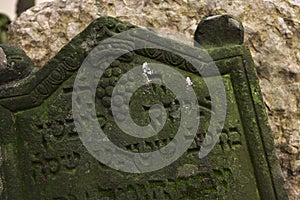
(0, 15, 287, 199)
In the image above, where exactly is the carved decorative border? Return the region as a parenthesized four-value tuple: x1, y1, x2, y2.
(0, 16, 287, 200)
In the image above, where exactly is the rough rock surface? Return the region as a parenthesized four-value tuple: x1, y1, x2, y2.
(7, 0, 300, 199)
(8, 0, 98, 67)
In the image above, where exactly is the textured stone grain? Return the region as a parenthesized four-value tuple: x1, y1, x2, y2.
(8, 0, 98, 67)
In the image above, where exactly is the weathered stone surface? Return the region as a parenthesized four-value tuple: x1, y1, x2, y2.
(8, 1, 299, 198)
(194, 14, 244, 48)
(0, 47, 7, 68)
(0, 16, 287, 200)
(0, 45, 33, 85)
(8, 0, 99, 67)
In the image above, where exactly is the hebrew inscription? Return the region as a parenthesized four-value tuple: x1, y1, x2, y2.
(0, 16, 287, 199)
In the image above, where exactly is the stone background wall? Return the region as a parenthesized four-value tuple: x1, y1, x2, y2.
(5, 0, 300, 199)
(0, 0, 51, 19)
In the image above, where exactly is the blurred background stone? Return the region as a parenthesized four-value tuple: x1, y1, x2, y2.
(0, 13, 10, 44)
(16, 0, 35, 16)
(5, 0, 300, 199)
(7, 0, 98, 67)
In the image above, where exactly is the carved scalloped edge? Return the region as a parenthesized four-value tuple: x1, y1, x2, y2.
(0, 16, 245, 112)
(0, 16, 288, 200)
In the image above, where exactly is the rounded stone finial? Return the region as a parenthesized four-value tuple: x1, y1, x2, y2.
(194, 14, 244, 48)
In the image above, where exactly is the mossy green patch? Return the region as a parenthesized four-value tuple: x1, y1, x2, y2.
(0, 16, 287, 200)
